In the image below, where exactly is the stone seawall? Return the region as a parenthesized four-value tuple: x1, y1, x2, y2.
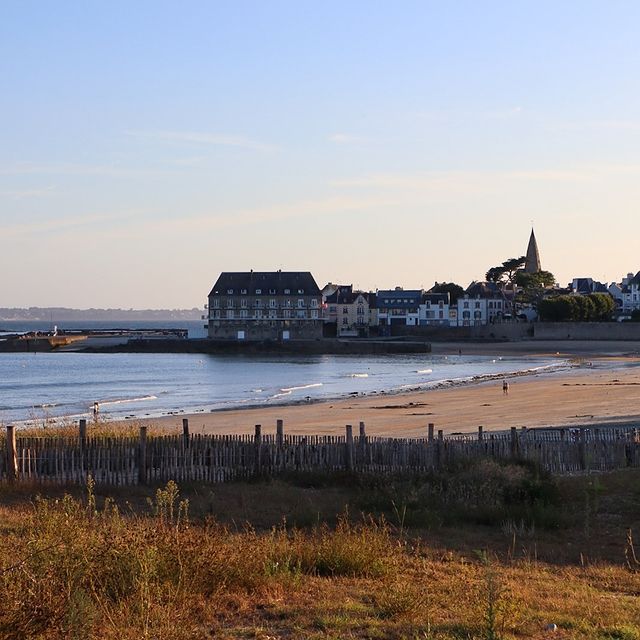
(533, 322, 640, 340)
(82, 338, 432, 355)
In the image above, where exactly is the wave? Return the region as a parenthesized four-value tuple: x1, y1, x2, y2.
(416, 369, 433, 374)
(348, 373, 369, 378)
(97, 395, 158, 407)
(280, 383, 323, 392)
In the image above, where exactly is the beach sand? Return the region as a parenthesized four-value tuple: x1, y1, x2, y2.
(134, 341, 640, 438)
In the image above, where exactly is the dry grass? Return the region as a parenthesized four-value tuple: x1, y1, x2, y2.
(0, 466, 639, 639)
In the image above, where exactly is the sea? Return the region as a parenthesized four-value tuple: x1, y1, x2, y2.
(0, 320, 579, 425)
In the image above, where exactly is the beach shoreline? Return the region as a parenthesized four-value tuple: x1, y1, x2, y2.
(126, 341, 640, 437)
(12, 340, 640, 435)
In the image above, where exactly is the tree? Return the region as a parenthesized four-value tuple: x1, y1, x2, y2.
(485, 257, 526, 285)
(537, 293, 615, 322)
(428, 282, 465, 304)
(514, 270, 556, 289)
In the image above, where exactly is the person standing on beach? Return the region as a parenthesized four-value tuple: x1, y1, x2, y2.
(502, 380, 509, 395)
(93, 401, 99, 419)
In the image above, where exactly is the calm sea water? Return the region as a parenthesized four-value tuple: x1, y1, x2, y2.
(0, 349, 567, 424)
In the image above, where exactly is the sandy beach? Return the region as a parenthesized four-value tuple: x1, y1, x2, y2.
(135, 341, 640, 437)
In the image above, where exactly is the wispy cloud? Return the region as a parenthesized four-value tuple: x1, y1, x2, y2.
(328, 133, 367, 144)
(126, 130, 278, 152)
(0, 162, 167, 177)
(332, 164, 640, 191)
(0, 186, 56, 199)
(0, 210, 143, 237)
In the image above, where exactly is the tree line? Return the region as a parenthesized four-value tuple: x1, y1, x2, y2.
(537, 293, 616, 322)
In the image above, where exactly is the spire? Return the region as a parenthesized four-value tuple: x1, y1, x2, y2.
(525, 228, 541, 273)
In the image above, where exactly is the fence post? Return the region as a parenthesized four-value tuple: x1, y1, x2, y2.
(6, 426, 17, 482)
(478, 425, 483, 441)
(182, 418, 190, 448)
(254, 424, 262, 474)
(579, 428, 587, 471)
(428, 423, 434, 442)
(437, 429, 444, 468)
(138, 426, 147, 485)
(359, 421, 366, 439)
(79, 418, 87, 447)
(345, 424, 354, 471)
(276, 419, 284, 448)
(510, 427, 519, 459)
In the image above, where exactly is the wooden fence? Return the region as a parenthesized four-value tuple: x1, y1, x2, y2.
(1, 419, 639, 486)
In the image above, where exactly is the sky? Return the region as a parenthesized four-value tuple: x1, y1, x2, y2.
(2, 1, 640, 308)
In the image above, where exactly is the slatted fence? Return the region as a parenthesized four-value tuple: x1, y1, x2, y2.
(1, 420, 638, 485)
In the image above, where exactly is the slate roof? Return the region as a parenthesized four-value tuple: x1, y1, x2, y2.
(377, 290, 423, 308)
(628, 271, 640, 286)
(465, 281, 509, 299)
(325, 286, 375, 305)
(209, 271, 321, 296)
(423, 293, 450, 305)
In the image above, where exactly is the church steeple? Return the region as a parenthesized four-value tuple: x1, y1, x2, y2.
(525, 228, 541, 273)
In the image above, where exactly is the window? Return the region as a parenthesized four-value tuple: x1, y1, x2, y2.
(342, 317, 348, 324)
(240, 309, 248, 319)
(475, 302, 480, 309)
(226, 289, 233, 294)
(357, 306, 364, 315)
(253, 309, 262, 319)
(297, 299, 305, 308)
(212, 310, 220, 318)
(329, 305, 336, 312)
(283, 309, 291, 319)
(269, 299, 277, 308)
(212, 299, 220, 308)
(310, 299, 319, 307)
(311, 310, 319, 319)
(240, 299, 247, 308)
(269, 309, 276, 319)
(298, 289, 304, 294)
(269, 289, 276, 294)
(226, 310, 234, 319)
(343, 306, 349, 314)
(284, 289, 290, 295)
(254, 299, 262, 308)
(463, 302, 469, 309)
(226, 299, 234, 308)
(240, 289, 247, 295)
(296, 310, 306, 318)
(255, 289, 262, 295)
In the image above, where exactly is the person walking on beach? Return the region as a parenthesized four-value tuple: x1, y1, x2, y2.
(502, 380, 509, 395)
(93, 401, 99, 419)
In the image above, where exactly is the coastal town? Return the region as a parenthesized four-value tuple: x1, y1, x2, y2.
(206, 229, 640, 341)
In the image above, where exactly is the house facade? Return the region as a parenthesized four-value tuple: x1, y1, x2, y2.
(418, 293, 451, 326)
(207, 271, 322, 340)
(376, 288, 422, 330)
(618, 271, 640, 315)
(457, 282, 510, 326)
(324, 285, 377, 337)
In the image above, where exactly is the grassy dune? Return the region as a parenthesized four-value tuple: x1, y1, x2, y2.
(0, 462, 639, 639)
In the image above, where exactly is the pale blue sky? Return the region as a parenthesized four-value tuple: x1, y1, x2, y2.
(2, 1, 640, 307)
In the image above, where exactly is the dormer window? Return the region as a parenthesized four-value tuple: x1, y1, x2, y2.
(298, 289, 304, 294)
(227, 289, 234, 294)
(284, 289, 291, 295)
(255, 289, 262, 295)
(240, 289, 247, 295)
(269, 289, 276, 295)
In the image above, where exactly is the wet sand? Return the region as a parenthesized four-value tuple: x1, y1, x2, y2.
(134, 341, 640, 437)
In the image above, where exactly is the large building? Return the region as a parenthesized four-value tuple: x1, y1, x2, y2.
(207, 271, 322, 340)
